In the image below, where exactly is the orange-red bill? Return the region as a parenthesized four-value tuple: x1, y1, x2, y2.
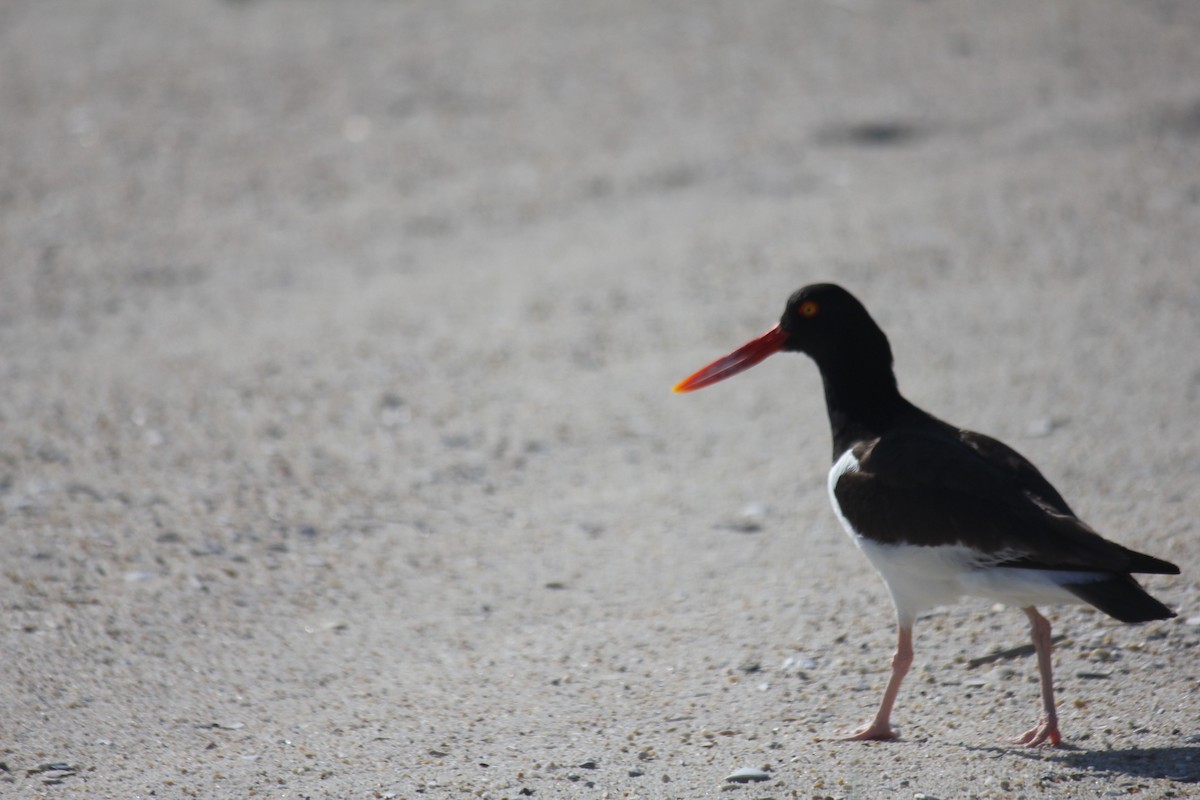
(673, 325, 789, 393)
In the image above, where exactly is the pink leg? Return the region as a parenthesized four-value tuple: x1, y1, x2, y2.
(844, 622, 913, 741)
(1011, 606, 1063, 747)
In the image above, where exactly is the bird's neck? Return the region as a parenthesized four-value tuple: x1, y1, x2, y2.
(816, 355, 909, 459)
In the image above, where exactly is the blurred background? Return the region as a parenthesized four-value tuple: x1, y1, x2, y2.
(2, 1, 1198, 796)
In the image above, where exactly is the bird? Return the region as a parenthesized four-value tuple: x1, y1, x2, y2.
(673, 283, 1179, 747)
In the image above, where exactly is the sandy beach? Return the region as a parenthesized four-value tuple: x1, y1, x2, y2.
(2, 1, 1199, 797)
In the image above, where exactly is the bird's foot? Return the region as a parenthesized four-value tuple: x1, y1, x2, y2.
(841, 722, 899, 742)
(1010, 719, 1062, 748)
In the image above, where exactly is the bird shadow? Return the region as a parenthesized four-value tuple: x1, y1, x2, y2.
(964, 742, 1200, 783)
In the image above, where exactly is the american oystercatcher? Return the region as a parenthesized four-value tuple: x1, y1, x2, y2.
(674, 283, 1179, 746)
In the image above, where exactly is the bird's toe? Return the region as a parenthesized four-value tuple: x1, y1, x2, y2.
(1010, 720, 1062, 748)
(842, 722, 899, 742)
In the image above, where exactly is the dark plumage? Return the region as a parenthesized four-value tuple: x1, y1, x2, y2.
(675, 283, 1179, 746)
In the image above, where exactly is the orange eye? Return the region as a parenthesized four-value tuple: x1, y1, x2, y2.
(798, 300, 820, 318)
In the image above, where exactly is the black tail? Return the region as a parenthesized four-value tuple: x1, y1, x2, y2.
(1122, 549, 1180, 576)
(1065, 574, 1176, 623)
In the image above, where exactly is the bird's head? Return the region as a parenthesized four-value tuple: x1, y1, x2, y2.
(673, 283, 890, 393)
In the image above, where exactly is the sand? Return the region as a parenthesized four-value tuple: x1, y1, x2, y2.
(2, 1, 1199, 797)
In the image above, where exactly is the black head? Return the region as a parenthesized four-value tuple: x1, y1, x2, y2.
(674, 283, 892, 393)
(777, 284, 891, 365)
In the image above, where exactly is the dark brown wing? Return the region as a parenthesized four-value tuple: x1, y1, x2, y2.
(835, 425, 1178, 575)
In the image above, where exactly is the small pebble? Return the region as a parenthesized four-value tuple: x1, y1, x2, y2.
(37, 763, 74, 773)
(1025, 417, 1067, 438)
(781, 655, 818, 672)
(728, 503, 768, 532)
(725, 767, 770, 783)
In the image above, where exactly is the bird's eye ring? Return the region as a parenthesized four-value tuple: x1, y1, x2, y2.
(798, 300, 820, 318)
